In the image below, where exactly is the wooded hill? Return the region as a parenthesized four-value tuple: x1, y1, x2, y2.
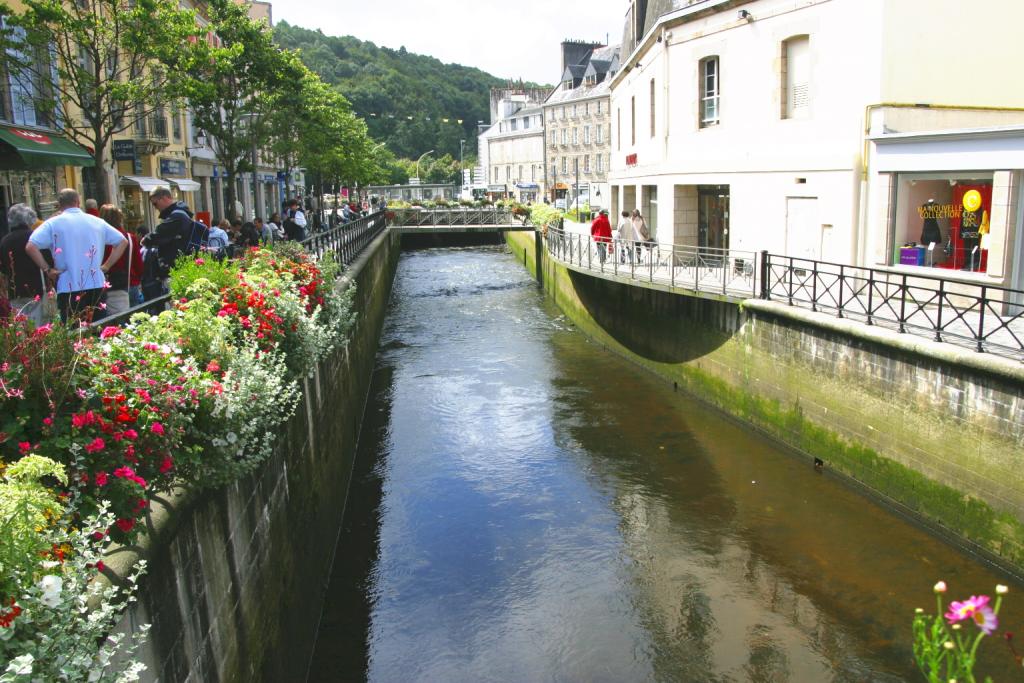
(274, 21, 542, 161)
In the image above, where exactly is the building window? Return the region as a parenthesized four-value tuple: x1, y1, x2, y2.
(493, 167, 498, 183)
(584, 125, 591, 144)
(891, 172, 995, 273)
(585, 102, 590, 116)
(505, 166, 511, 180)
(532, 165, 536, 182)
(700, 56, 720, 127)
(562, 157, 568, 174)
(597, 154, 604, 173)
(518, 164, 523, 180)
(563, 79, 573, 90)
(171, 106, 182, 142)
(561, 129, 568, 145)
(630, 96, 636, 144)
(597, 100, 603, 115)
(510, 118, 518, 131)
(561, 106, 566, 120)
(523, 117, 530, 130)
(597, 125, 603, 144)
(584, 155, 591, 173)
(573, 128, 579, 145)
(649, 78, 656, 137)
(551, 164, 557, 177)
(550, 130, 556, 145)
(782, 35, 810, 119)
(572, 104, 577, 118)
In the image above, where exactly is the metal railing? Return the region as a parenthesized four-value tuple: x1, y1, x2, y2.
(388, 207, 518, 227)
(545, 227, 759, 299)
(91, 211, 387, 330)
(761, 253, 1024, 360)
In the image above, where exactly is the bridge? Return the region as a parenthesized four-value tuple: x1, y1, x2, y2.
(386, 207, 535, 234)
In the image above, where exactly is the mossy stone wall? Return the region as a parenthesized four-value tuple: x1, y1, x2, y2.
(116, 230, 402, 682)
(507, 231, 1024, 573)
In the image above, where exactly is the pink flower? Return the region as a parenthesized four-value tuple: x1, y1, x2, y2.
(194, 258, 206, 265)
(150, 422, 165, 435)
(84, 437, 105, 453)
(33, 323, 52, 337)
(94, 471, 108, 486)
(54, 247, 62, 254)
(946, 595, 998, 635)
(123, 428, 138, 440)
(99, 326, 120, 339)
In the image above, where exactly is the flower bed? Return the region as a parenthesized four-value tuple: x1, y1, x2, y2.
(0, 244, 354, 680)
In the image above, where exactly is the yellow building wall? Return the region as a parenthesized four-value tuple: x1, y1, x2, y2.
(881, 0, 1024, 108)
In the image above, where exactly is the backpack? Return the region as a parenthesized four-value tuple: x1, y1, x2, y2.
(172, 209, 208, 254)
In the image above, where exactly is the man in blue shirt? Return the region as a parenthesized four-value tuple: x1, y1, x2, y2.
(25, 188, 127, 323)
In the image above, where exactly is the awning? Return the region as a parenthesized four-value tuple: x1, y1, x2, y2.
(0, 125, 94, 169)
(164, 177, 201, 192)
(119, 176, 167, 192)
(553, 183, 569, 190)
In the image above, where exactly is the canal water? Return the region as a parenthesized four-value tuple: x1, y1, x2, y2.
(307, 245, 1020, 682)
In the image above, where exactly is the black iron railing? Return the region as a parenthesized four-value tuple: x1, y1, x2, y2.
(761, 252, 1024, 360)
(91, 211, 387, 330)
(388, 207, 519, 227)
(546, 227, 759, 299)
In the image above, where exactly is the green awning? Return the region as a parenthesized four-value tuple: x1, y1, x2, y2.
(0, 126, 94, 170)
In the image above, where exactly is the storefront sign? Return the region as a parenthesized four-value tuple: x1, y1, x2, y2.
(160, 158, 186, 177)
(112, 140, 136, 161)
(963, 190, 982, 212)
(11, 129, 52, 145)
(488, 184, 507, 192)
(626, 153, 638, 167)
(133, 158, 143, 175)
(918, 203, 962, 220)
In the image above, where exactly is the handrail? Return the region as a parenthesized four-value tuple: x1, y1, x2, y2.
(90, 211, 387, 330)
(545, 226, 759, 299)
(387, 207, 517, 227)
(762, 253, 1024, 361)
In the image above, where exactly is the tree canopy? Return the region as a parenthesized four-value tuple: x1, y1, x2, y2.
(273, 21, 547, 161)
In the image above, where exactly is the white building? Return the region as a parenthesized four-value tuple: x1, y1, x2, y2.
(609, 0, 1024, 290)
(543, 41, 620, 209)
(477, 88, 551, 201)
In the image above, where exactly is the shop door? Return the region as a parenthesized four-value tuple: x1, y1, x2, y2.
(698, 186, 729, 252)
(785, 197, 820, 262)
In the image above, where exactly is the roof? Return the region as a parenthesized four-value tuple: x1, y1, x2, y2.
(545, 44, 621, 107)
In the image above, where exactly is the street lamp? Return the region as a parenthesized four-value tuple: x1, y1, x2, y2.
(459, 139, 466, 189)
(415, 149, 434, 184)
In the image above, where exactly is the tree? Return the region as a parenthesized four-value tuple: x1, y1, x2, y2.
(0, 0, 199, 203)
(178, 0, 303, 220)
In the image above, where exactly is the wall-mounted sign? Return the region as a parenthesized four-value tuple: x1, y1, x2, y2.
(625, 153, 638, 167)
(917, 204, 962, 220)
(160, 158, 186, 176)
(112, 140, 136, 161)
(133, 157, 143, 175)
(487, 184, 507, 192)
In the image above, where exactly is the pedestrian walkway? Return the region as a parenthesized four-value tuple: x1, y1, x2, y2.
(544, 225, 1024, 362)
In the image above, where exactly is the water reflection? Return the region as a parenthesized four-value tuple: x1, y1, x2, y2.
(307, 246, 1020, 682)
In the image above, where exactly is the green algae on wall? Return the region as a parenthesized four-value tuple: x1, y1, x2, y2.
(506, 230, 1024, 573)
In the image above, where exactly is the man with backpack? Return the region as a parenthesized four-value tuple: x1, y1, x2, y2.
(143, 187, 204, 293)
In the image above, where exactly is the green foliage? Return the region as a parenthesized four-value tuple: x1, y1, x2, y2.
(168, 253, 239, 300)
(0, 0, 199, 203)
(0, 456, 66, 602)
(530, 203, 563, 229)
(273, 21, 549, 160)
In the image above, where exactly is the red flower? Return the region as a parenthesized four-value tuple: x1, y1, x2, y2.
(159, 456, 174, 473)
(94, 471, 108, 486)
(114, 518, 136, 533)
(84, 437, 106, 454)
(99, 326, 120, 339)
(150, 422, 165, 435)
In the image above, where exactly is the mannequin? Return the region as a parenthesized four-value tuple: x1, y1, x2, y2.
(920, 198, 942, 246)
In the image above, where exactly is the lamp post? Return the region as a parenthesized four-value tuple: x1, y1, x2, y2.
(459, 139, 466, 191)
(415, 149, 434, 184)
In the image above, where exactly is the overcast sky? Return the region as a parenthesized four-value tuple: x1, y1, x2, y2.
(274, 0, 627, 85)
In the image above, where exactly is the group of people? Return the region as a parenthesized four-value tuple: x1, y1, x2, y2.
(0, 187, 318, 326)
(589, 209, 653, 265)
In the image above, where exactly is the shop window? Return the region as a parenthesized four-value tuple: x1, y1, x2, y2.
(782, 36, 810, 119)
(891, 172, 995, 273)
(699, 56, 719, 128)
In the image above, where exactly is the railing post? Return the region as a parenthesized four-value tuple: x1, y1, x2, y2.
(787, 257, 794, 306)
(722, 253, 727, 295)
(899, 274, 908, 333)
(650, 246, 654, 283)
(588, 236, 592, 270)
(837, 264, 845, 318)
(977, 285, 987, 352)
(811, 260, 818, 312)
(759, 250, 769, 299)
(866, 268, 874, 325)
(613, 239, 618, 277)
(670, 246, 676, 288)
(934, 279, 944, 341)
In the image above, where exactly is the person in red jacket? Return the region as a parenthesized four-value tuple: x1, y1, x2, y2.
(590, 209, 613, 265)
(99, 204, 144, 317)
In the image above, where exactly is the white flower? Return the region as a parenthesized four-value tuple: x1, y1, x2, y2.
(934, 581, 947, 593)
(39, 574, 63, 607)
(226, 431, 238, 445)
(8, 653, 34, 675)
(997, 584, 1009, 595)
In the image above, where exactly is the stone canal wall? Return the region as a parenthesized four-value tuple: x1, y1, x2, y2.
(507, 230, 1024, 574)
(108, 230, 401, 682)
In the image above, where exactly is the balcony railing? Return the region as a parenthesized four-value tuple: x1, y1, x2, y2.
(134, 114, 169, 144)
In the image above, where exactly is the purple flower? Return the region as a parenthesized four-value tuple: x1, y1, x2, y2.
(945, 595, 998, 635)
